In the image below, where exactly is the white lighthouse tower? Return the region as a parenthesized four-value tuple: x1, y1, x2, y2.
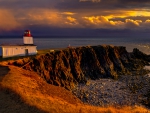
(23, 30, 33, 45)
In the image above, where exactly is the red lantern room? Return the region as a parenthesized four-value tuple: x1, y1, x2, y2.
(24, 30, 31, 37)
(23, 30, 33, 45)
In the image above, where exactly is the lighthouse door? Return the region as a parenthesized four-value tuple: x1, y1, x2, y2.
(25, 49, 28, 56)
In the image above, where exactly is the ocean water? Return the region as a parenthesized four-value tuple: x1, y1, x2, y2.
(0, 36, 150, 54)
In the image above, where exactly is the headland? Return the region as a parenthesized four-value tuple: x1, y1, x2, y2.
(0, 45, 150, 112)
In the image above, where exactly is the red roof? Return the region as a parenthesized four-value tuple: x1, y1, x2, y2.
(24, 30, 32, 37)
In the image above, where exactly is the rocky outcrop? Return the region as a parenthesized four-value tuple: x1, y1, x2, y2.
(16, 45, 150, 90)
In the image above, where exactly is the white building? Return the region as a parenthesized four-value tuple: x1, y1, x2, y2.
(0, 30, 37, 58)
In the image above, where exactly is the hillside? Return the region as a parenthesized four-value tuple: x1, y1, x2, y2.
(0, 65, 150, 113)
(0, 65, 82, 113)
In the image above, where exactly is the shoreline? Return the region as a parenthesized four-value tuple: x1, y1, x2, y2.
(0, 45, 150, 112)
(72, 74, 150, 107)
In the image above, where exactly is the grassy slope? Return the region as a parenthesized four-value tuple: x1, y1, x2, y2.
(0, 64, 150, 113)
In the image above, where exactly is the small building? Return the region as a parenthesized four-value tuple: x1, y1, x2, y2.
(0, 30, 37, 58)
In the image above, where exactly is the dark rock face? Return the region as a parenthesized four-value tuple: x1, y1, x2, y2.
(22, 45, 150, 90)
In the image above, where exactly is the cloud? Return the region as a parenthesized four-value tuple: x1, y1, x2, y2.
(61, 12, 76, 15)
(0, 0, 58, 9)
(145, 19, 150, 23)
(56, 0, 150, 13)
(20, 9, 65, 27)
(110, 16, 150, 22)
(79, 0, 101, 3)
(78, 16, 147, 30)
(125, 19, 142, 28)
(0, 7, 149, 31)
(120, 0, 150, 4)
(65, 16, 78, 25)
(16, 9, 81, 28)
(81, 16, 123, 29)
(117, 0, 150, 9)
(141, 19, 150, 29)
(0, 9, 20, 31)
(0, 0, 150, 34)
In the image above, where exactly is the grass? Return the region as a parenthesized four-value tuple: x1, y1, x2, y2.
(0, 55, 35, 62)
(37, 48, 65, 55)
(0, 65, 150, 113)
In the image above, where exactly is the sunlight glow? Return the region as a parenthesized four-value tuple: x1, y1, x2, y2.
(61, 12, 76, 15)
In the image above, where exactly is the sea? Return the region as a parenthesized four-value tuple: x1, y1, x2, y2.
(0, 36, 150, 54)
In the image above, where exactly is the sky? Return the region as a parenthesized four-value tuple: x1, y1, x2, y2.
(0, 0, 150, 36)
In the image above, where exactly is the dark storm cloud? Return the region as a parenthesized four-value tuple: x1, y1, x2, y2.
(56, 0, 117, 11)
(56, 0, 150, 12)
(0, 0, 150, 13)
(120, 0, 150, 3)
(118, 0, 150, 8)
(0, 0, 58, 9)
(0, 0, 149, 16)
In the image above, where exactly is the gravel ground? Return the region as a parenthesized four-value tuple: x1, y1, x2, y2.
(72, 75, 150, 107)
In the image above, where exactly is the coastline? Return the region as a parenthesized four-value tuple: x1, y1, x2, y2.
(0, 45, 150, 112)
(0, 64, 150, 113)
(72, 74, 150, 107)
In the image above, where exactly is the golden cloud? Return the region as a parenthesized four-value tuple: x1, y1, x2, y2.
(16, 9, 66, 27)
(65, 16, 78, 25)
(81, 16, 148, 29)
(16, 9, 81, 28)
(82, 16, 124, 28)
(15, 8, 150, 29)
(61, 12, 76, 15)
(125, 19, 142, 28)
(103, 10, 150, 19)
(0, 9, 20, 31)
(1, 8, 150, 31)
(141, 19, 150, 29)
(135, 10, 150, 16)
(145, 19, 150, 23)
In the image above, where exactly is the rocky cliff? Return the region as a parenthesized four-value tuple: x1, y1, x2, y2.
(14, 45, 150, 90)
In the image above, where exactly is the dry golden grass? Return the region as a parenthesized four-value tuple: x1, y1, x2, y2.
(37, 48, 63, 55)
(0, 64, 150, 113)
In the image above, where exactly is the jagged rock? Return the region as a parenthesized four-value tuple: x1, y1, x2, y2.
(20, 45, 150, 90)
(132, 48, 150, 63)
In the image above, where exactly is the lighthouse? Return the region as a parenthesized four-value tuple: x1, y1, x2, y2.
(0, 30, 37, 58)
(23, 30, 33, 45)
